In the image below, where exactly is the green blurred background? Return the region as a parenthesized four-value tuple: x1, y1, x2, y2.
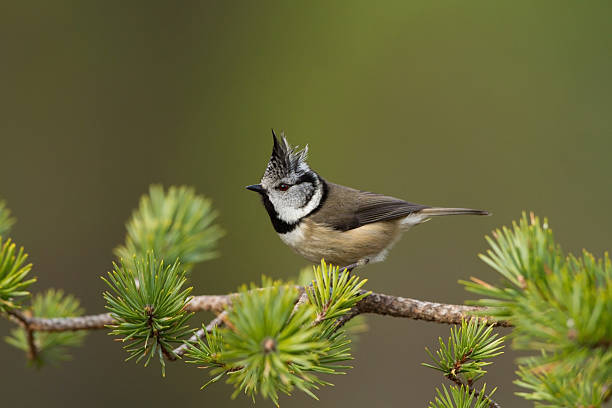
(1, 1, 611, 407)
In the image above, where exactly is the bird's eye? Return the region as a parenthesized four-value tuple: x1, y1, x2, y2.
(277, 183, 290, 191)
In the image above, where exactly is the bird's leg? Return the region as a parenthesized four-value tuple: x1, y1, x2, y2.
(339, 263, 357, 275)
(340, 258, 370, 276)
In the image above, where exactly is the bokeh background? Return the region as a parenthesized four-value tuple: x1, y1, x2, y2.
(1, 1, 611, 407)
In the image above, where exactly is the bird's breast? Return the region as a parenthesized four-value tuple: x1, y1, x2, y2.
(277, 218, 402, 266)
(278, 223, 306, 248)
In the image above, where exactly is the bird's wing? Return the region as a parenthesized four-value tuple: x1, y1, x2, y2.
(355, 192, 429, 225)
(309, 182, 428, 231)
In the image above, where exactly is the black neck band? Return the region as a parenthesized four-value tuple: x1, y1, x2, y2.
(261, 193, 299, 234)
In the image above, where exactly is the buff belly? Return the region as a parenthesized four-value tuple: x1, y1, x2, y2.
(278, 218, 403, 266)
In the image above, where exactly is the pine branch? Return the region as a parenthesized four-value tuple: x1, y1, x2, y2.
(340, 292, 511, 327)
(18, 312, 115, 331)
(7, 290, 88, 366)
(5, 309, 38, 360)
(7, 290, 511, 333)
(172, 311, 227, 358)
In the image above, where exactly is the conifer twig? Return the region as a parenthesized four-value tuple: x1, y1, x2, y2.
(338, 291, 511, 328)
(6, 309, 38, 360)
(6, 290, 511, 333)
(172, 311, 227, 358)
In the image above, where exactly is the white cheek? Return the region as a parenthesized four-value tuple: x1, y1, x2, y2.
(276, 206, 309, 224)
(273, 186, 323, 224)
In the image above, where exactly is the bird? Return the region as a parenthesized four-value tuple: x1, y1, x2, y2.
(246, 131, 489, 269)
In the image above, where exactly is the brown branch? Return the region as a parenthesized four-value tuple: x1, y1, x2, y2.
(24, 312, 114, 331)
(19, 295, 233, 332)
(6, 309, 38, 361)
(5, 290, 511, 333)
(337, 291, 512, 328)
(186, 295, 234, 315)
(172, 311, 227, 358)
(26, 329, 37, 360)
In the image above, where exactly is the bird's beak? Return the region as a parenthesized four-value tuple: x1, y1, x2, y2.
(246, 184, 264, 194)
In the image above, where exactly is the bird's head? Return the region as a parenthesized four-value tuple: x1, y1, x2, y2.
(247, 130, 324, 225)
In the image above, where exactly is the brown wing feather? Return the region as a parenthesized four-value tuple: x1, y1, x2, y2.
(308, 181, 428, 231)
(355, 192, 429, 225)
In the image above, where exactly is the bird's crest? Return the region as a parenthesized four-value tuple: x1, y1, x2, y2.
(264, 130, 310, 180)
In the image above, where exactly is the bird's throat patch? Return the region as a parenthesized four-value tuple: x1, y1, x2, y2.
(260, 194, 300, 233)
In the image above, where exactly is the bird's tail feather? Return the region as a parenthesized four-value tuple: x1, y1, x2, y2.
(419, 207, 490, 217)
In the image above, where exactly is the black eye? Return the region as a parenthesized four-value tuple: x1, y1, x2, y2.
(277, 183, 290, 191)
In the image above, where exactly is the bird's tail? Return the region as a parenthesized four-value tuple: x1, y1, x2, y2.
(418, 207, 490, 217)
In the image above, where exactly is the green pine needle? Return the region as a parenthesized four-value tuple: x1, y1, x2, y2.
(460, 212, 612, 406)
(0, 237, 36, 312)
(428, 384, 497, 408)
(515, 351, 611, 408)
(184, 326, 226, 388)
(186, 270, 365, 406)
(102, 253, 194, 376)
(114, 185, 224, 272)
(298, 265, 368, 340)
(5, 289, 86, 367)
(423, 318, 505, 385)
(0, 199, 15, 237)
(306, 260, 369, 325)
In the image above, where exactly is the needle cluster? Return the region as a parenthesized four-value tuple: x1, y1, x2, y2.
(102, 254, 194, 376)
(462, 213, 611, 407)
(114, 185, 224, 272)
(0, 237, 35, 312)
(185, 262, 368, 406)
(0, 199, 15, 236)
(423, 318, 503, 408)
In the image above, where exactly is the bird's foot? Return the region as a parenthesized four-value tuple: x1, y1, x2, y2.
(356, 258, 370, 268)
(340, 258, 370, 276)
